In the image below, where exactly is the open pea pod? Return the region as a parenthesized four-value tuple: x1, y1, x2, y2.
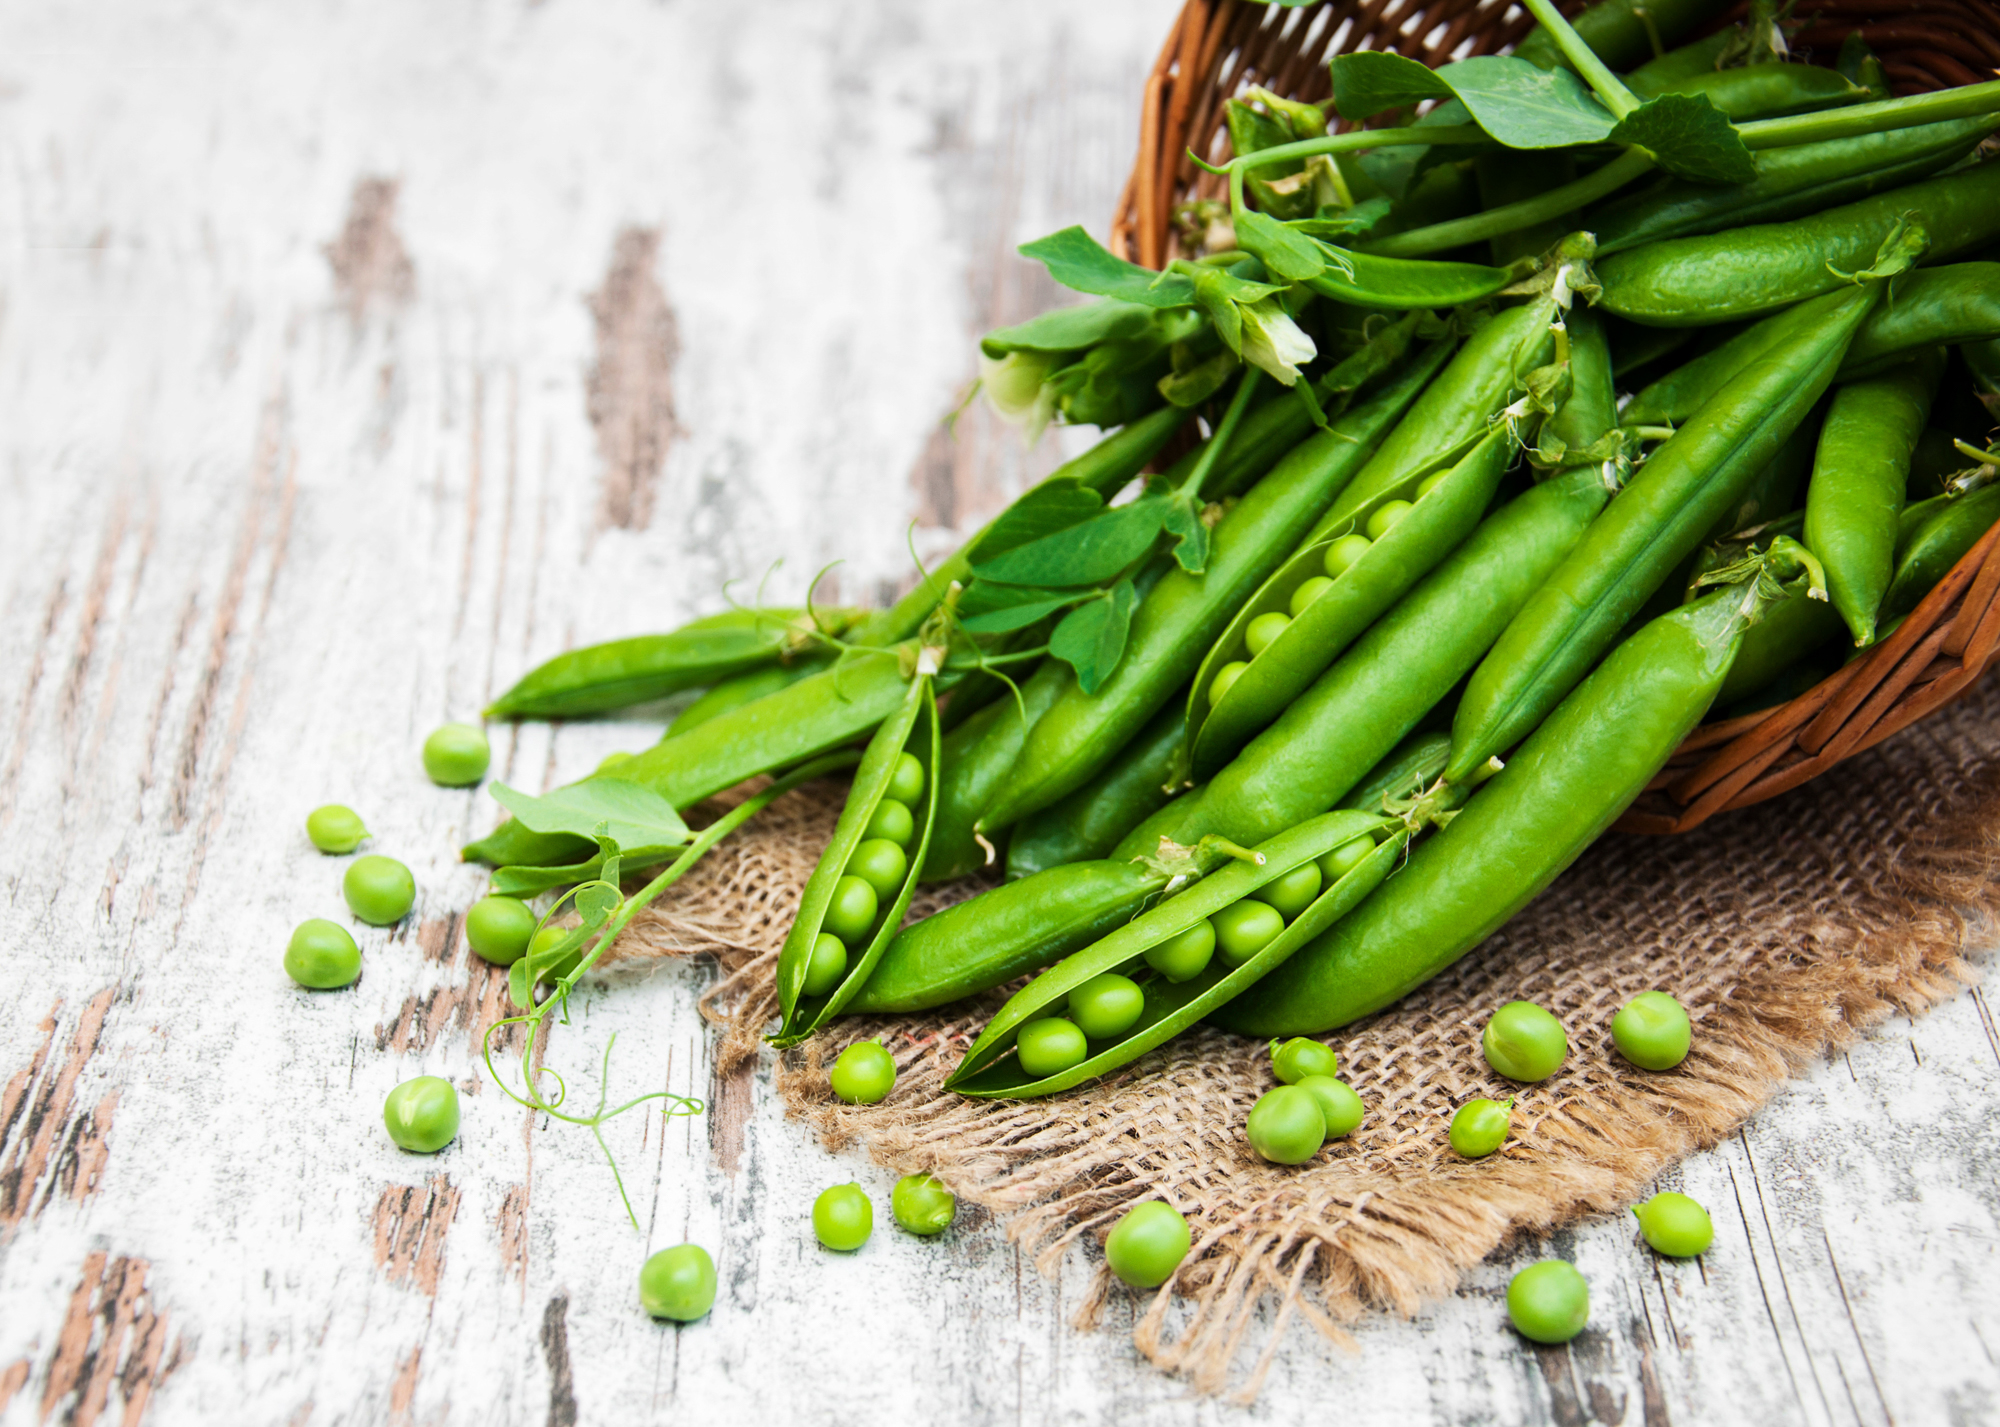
(1185, 426, 1516, 779)
(772, 666, 941, 1047)
(944, 810, 1405, 1098)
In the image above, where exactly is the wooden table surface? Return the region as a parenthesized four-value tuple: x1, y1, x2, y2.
(3, 3, 1997, 1423)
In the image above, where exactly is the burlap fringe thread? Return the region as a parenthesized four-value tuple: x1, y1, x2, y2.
(607, 675, 2000, 1399)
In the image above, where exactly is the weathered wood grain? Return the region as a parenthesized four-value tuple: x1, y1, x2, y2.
(0, 2, 1995, 1423)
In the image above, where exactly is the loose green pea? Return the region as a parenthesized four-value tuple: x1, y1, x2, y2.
(1246, 1085, 1326, 1164)
(383, 1076, 459, 1153)
(829, 1040, 896, 1104)
(1296, 1074, 1364, 1139)
(1365, 499, 1415, 541)
(886, 752, 926, 804)
(802, 932, 849, 998)
(1612, 991, 1692, 1071)
(865, 799, 914, 847)
(1105, 1201, 1191, 1288)
(1270, 1036, 1338, 1085)
(1245, 610, 1292, 658)
(1289, 576, 1334, 618)
(1633, 1191, 1713, 1257)
(305, 804, 369, 854)
(526, 925, 583, 983)
(1016, 1017, 1088, 1078)
(1506, 1261, 1589, 1344)
(1449, 1098, 1511, 1158)
(890, 1173, 956, 1236)
(639, 1243, 717, 1322)
(344, 854, 415, 926)
(1209, 661, 1250, 707)
(1212, 900, 1285, 967)
(823, 875, 879, 943)
(596, 750, 634, 774)
(812, 1183, 873, 1251)
(1417, 467, 1449, 497)
(1323, 533, 1372, 578)
(1145, 920, 1216, 983)
(465, 895, 537, 966)
(1315, 835, 1374, 884)
(1068, 973, 1144, 1040)
(845, 838, 908, 899)
(422, 722, 491, 787)
(285, 918, 361, 989)
(1482, 1001, 1568, 1083)
(1252, 862, 1322, 921)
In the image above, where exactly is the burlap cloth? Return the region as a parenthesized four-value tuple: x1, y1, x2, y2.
(608, 673, 2000, 1397)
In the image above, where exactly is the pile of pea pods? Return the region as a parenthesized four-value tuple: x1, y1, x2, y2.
(455, 0, 2000, 1332)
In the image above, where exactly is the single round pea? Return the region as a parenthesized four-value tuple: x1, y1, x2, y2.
(1252, 862, 1322, 921)
(1145, 920, 1216, 982)
(1323, 532, 1371, 578)
(1068, 973, 1144, 1040)
(1506, 1261, 1590, 1344)
(1016, 1017, 1089, 1079)
(639, 1243, 717, 1321)
(1104, 1201, 1191, 1288)
(383, 1076, 459, 1153)
(864, 799, 914, 847)
(1209, 661, 1250, 707)
(802, 932, 848, 998)
(527, 925, 583, 984)
(1270, 1036, 1338, 1085)
(1365, 499, 1415, 541)
(596, 750, 634, 774)
(1449, 1098, 1512, 1159)
(285, 918, 361, 989)
(1316, 835, 1375, 884)
(829, 1040, 896, 1104)
(1417, 467, 1449, 497)
(464, 895, 537, 966)
(1296, 1074, 1364, 1138)
(823, 875, 879, 943)
(1612, 991, 1693, 1071)
(1244, 610, 1292, 658)
(344, 854, 415, 926)
(886, 752, 926, 804)
(890, 1173, 956, 1236)
(812, 1183, 873, 1251)
(1212, 900, 1285, 967)
(422, 722, 490, 787)
(1289, 575, 1334, 618)
(1482, 1001, 1568, 1083)
(845, 839, 908, 900)
(1633, 1191, 1713, 1257)
(1246, 1085, 1326, 1164)
(305, 804, 369, 854)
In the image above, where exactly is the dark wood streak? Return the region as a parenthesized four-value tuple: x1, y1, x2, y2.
(585, 227, 679, 533)
(539, 1294, 580, 1427)
(1, 989, 118, 1235)
(36, 1251, 179, 1427)
(371, 1174, 462, 1297)
(325, 176, 415, 328)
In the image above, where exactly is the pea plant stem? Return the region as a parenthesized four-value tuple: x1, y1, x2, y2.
(1364, 148, 1657, 258)
(1517, 0, 1640, 119)
(1739, 79, 2000, 149)
(1183, 368, 1264, 503)
(1213, 124, 1492, 183)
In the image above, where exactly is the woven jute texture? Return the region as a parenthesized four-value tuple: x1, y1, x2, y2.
(608, 673, 2000, 1397)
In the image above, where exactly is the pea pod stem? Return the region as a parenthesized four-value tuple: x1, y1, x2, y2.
(1210, 125, 1493, 186)
(1184, 367, 1264, 502)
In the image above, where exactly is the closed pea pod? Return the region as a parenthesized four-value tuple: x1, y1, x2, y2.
(665, 658, 825, 738)
(1004, 700, 1186, 880)
(922, 659, 1070, 881)
(1881, 481, 2000, 624)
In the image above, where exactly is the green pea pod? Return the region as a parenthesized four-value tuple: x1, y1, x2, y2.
(1305, 250, 1524, 310)
(970, 337, 1457, 836)
(1339, 728, 1453, 814)
(1653, 63, 1870, 121)
(1186, 426, 1518, 779)
(1623, 30, 1737, 92)
(1004, 700, 1185, 881)
(1881, 482, 2000, 624)
(1715, 582, 1845, 706)
(922, 659, 1070, 881)
(1598, 161, 2000, 326)
(772, 671, 941, 1047)
(1445, 276, 1891, 784)
(1513, 0, 1731, 73)
(1804, 351, 1945, 646)
(946, 813, 1404, 1099)
(1219, 585, 1769, 1036)
(1968, 339, 2000, 419)
(1837, 265, 2000, 381)
(487, 609, 839, 720)
(666, 659, 826, 738)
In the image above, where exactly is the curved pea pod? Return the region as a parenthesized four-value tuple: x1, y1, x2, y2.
(1597, 161, 2000, 327)
(1653, 63, 1870, 122)
(1186, 426, 1517, 778)
(922, 659, 1069, 881)
(1444, 278, 1889, 784)
(945, 813, 1404, 1099)
(1804, 351, 1945, 646)
(1005, 700, 1185, 881)
(1304, 249, 1524, 310)
(1838, 265, 2000, 381)
(772, 670, 941, 1046)
(666, 658, 826, 738)
(1218, 589, 1759, 1036)
(487, 608, 840, 719)
(1881, 482, 2000, 625)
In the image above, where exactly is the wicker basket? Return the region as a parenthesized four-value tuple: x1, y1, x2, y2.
(1113, 0, 2000, 833)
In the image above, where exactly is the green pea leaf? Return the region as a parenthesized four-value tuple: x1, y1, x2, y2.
(1608, 92, 1757, 185)
(964, 480, 1104, 565)
(489, 780, 689, 858)
(1329, 50, 1453, 121)
(955, 583, 1082, 634)
(1016, 227, 1197, 309)
(1290, 196, 1394, 239)
(970, 496, 1171, 587)
(980, 300, 1166, 359)
(1050, 579, 1141, 693)
(490, 858, 602, 897)
(1159, 348, 1239, 407)
(1161, 495, 1210, 575)
(1233, 211, 1328, 282)
(575, 881, 622, 929)
(1434, 56, 1615, 149)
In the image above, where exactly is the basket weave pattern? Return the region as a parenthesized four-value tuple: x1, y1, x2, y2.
(1112, 0, 2000, 833)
